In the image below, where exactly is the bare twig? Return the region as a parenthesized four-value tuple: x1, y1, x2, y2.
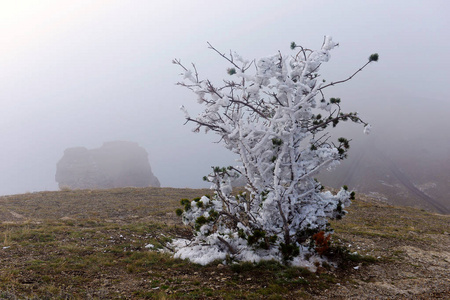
(319, 60, 372, 90)
(185, 117, 228, 133)
(155, 236, 174, 252)
(230, 99, 269, 119)
(207, 42, 241, 70)
(217, 236, 236, 254)
(172, 58, 188, 71)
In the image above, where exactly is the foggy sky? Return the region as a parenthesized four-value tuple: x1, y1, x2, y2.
(0, 0, 449, 195)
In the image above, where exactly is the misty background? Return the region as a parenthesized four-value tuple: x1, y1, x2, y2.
(1, 1, 449, 211)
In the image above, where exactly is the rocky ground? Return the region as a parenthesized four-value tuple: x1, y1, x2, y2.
(0, 187, 448, 299)
(320, 194, 450, 299)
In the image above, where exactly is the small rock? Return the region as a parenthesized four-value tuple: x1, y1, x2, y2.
(217, 263, 225, 269)
(316, 266, 327, 274)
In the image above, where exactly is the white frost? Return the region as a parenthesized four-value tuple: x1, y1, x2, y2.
(173, 36, 372, 268)
(180, 105, 190, 119)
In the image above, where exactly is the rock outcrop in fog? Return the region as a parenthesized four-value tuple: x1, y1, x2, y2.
(318, 98, 450, 214)
(55, 141, 160, 190)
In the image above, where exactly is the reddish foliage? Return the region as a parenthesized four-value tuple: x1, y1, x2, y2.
(312, 231, 331, 255)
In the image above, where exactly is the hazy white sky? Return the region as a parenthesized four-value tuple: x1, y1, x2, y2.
(0, 0, 449, 195)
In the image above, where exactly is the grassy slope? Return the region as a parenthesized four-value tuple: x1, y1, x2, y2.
(0, 187, 448, 299)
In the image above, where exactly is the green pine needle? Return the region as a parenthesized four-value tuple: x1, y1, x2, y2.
(369, 53, 379, 62)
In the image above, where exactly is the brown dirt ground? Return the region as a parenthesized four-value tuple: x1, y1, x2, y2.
(0, 187, 448, 299)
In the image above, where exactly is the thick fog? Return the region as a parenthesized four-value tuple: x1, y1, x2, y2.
(0, 1, 449, 197)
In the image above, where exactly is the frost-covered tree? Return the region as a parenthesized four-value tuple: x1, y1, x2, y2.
(172, 37, 378, 267)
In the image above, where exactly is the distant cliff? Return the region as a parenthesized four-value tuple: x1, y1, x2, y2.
(55, 141, 160, 190)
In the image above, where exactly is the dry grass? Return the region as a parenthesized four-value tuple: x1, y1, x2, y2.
(0, 187, 448, 299)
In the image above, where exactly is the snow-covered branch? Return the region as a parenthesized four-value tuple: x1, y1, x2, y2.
(171, 36, 377, 268)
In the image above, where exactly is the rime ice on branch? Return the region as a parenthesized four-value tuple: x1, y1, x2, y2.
(172, 37, 378, 267)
